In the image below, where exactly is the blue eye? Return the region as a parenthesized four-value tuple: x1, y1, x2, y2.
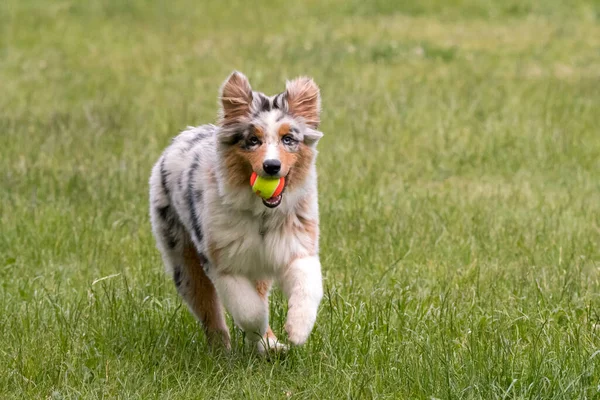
(282, 135, 295, 145)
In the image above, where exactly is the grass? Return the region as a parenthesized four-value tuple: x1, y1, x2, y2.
(1, 0, 600, 398)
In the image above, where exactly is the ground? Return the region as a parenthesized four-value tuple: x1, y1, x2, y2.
(1, 0, 600, 398)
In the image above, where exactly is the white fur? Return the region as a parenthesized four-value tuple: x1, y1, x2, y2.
(279, 256, 323, 345)
(265, 143, 279, 164)
(257, 337, 288, 354)
(210, 273, 267, 343)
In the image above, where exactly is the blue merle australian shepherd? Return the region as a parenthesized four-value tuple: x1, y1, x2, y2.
(149, 72, 324, 353)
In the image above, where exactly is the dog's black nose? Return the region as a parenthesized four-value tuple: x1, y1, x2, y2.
(263, 159, 281, 175)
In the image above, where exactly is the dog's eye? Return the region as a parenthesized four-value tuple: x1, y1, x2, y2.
(248, 136, 260, 146)
(282, 135, 296, 146)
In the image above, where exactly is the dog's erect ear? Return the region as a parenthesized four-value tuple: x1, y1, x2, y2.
(219, 71, 253, 126)
(285, 77, 321, 129)
(304, 127, 323, 146)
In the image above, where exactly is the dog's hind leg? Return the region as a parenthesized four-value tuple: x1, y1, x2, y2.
(155, 230, 230, 348)
(150, 165, 230, 349)
(176, 242, 230, 348)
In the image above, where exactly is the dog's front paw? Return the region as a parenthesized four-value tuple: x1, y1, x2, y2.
(285, 306, 317, 346)
(257, 337, 289, 355)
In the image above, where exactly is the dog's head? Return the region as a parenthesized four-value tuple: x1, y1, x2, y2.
(217, 71, 323, 208)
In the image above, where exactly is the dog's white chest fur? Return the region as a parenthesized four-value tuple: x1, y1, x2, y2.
(204, 201, 314, 279)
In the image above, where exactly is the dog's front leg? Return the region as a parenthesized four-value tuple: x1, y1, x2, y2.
(210, 274, 268, 345)
(279, 256, 323, 346)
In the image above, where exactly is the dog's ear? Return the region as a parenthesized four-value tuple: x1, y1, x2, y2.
(304, 127, 323, 146)
(285, 77, 320, 129)
(219, 71, 253, 126)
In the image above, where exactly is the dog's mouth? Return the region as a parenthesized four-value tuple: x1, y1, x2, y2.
(262, 195, 282, 208)
(261, 177, 287, 208)
(250, 170, 289, 209)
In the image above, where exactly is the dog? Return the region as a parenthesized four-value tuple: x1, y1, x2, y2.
(149, 72, 324, 353)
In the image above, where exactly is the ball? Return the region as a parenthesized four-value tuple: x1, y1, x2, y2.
(250, 172, 285, 199)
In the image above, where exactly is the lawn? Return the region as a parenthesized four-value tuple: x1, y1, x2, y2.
(1, 0, 600, 398)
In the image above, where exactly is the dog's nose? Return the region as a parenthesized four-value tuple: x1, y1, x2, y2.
(263, 159, 281, 175)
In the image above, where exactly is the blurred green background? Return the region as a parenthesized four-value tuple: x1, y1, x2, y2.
(1, 1, 599, 398)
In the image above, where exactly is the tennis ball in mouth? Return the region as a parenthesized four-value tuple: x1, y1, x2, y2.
(250, 172, 285, 200)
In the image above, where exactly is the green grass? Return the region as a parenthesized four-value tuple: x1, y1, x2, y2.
(1, 0, 600, 398)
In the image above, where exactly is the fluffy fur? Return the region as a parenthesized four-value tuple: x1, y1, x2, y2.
(149, 72, 324, 352)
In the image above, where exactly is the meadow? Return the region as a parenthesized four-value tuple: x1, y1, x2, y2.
(1, 0, 599, 398)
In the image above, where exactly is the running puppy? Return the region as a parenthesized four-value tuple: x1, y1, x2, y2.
(149, 72, 324, 352)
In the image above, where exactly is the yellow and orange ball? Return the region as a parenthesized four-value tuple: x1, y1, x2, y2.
(250, 172, 285, 199)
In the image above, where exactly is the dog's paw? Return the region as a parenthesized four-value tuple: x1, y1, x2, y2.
(285, 306, 317, 346)
(257, 337, 289, 355)
(206, 329, 231, 351)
